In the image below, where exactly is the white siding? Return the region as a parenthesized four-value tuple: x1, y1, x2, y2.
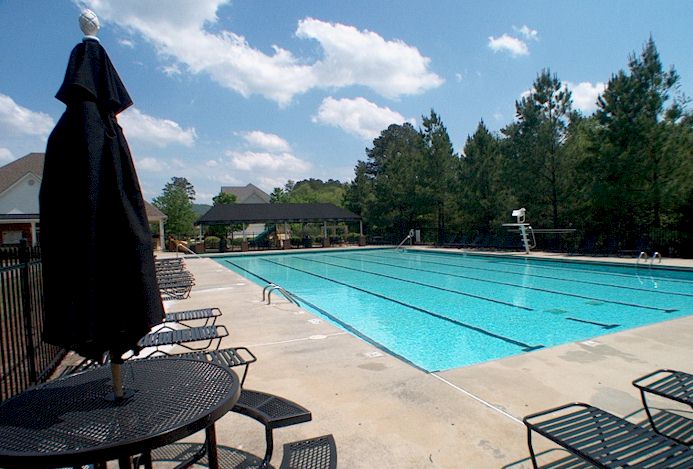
(0, 173, 40, 214)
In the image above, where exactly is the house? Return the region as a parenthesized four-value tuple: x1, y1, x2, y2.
(220, 183, 271, 238)
(0, 152, 166, 249)
(220, 183, 270, 204)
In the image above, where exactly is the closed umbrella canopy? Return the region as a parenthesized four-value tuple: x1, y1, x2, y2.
(39, 32, 164, 362)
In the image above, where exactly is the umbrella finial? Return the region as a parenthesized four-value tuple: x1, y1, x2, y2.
(79, 9, 100, 41)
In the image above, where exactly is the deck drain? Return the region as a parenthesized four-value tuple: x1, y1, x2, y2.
(309, 334, 327, 340)
(364, 351, 383, 358)
(293, 310, 305, 315)
(308, 318, 322, 324)
(581, 340, 600, 347)
(234, 282, 246, 286)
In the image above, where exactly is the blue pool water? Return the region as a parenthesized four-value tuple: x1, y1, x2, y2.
(216, 249, 693, 372)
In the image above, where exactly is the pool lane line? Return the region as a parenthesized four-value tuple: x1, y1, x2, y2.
(225, 259, 273, 284)
(295, 256, 533, 311)
(330, 253, 678, 313)
(564, 317, 620, 329)
(262, 258, 544, 353)
(332, 255, 624, 329)
(352, 252, 693, 298)
(402, 250, 693, 286)
(224, 260, 430, 373)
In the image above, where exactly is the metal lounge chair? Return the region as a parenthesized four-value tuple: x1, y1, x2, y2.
(633, 369, 692, 445)
(137, 324, 228, 357)
(62, 346, 256, 386)
(164, 307, 222, 327)
(523, 402, 693, 468)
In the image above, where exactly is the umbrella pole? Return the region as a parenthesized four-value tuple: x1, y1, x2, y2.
(110, 353, 124, 399)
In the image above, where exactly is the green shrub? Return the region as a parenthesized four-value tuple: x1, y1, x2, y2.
(204, 236, 220, 249)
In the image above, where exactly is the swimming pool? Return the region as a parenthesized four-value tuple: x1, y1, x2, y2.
(216, 249, 692, 372)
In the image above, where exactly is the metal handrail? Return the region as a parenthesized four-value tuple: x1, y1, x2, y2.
(396, 229, 415, 251)
(263, 283, 300, 306)
(651, 252, 662, 265)
(175, 242, 202, 258)
(636, 251, 648, 265)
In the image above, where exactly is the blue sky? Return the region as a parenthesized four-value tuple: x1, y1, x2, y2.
(1, 1, 691, 204)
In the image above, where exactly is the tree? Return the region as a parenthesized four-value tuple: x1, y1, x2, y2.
(420, 110, 458, 244)
(152, 177, 197, 239)
(460, 120, 515, 239)
(170, 176, 196, 201)
(279, 179, 347, 206)
(207, 191, 238, 238)
(504, 69, 573, 229)
(212, 191, 237, 205)
(588, 37, 684, 244)
(364, 123, 428, 239)
(270, 181, 294, 203)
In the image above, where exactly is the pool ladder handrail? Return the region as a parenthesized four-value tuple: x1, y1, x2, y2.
(262, 283, 300, 306)
(636, 251, 662, 267)
(396, 229, 415, 251)
(636, 251, 648, 265)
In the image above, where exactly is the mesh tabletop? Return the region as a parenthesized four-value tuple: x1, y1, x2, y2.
(0, 358, 240, 468)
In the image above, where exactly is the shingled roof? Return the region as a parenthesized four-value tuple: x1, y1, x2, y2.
(197, 203, 360, 224)
(0, 152, 44, 195)
(220, 183, 270, 203)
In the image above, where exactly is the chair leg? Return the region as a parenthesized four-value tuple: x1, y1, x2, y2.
(527, 428, 539, 469)
(260, 426, 275, 469)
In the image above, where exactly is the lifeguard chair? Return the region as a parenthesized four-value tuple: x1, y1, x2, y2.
(502, 208, 576, 254)
(502, 208, 535, 253)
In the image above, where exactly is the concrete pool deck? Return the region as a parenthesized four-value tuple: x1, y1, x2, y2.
(162, 248, 692, 468)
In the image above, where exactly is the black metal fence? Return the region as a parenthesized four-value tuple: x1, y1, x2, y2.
(0, 241, 65, 401)
(373, 225, 692, 258)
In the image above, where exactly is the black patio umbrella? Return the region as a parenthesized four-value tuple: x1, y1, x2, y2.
(39, 11, 164, 398)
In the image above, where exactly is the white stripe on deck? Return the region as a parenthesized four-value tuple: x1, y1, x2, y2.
(430, 373, 522, 424)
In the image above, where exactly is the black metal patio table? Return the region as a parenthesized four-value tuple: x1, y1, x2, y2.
(0, 357, 240, 469)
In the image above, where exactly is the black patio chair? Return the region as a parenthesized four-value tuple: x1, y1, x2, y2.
(524, 402, 693, 468)
(141, 434, 337, 469)
(231, 389, 313, 469)
(633, 369, 693, 445)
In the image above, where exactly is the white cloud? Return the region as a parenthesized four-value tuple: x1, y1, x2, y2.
(135, 156, 168, 172)
(296, 18, 444, 99)
(226, 150, 311, 173)
(205, 159, 219, 167)
(239, 130, 291, 152)
(519, 80, 605, 114)
(514, 25, 538, 41)
(566, 81, 606, 114)
(118, 38, 135, 48)
(119, 107, 196, 147)
(0, 148, 14, 165)
(313, 97, 412, 140)
(0, 93, 54, 138)
(82, 2, 442, 104)
(488, 34, 529, 57)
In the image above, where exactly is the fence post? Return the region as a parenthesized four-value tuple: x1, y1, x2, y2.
(19, 239, 37, 384)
